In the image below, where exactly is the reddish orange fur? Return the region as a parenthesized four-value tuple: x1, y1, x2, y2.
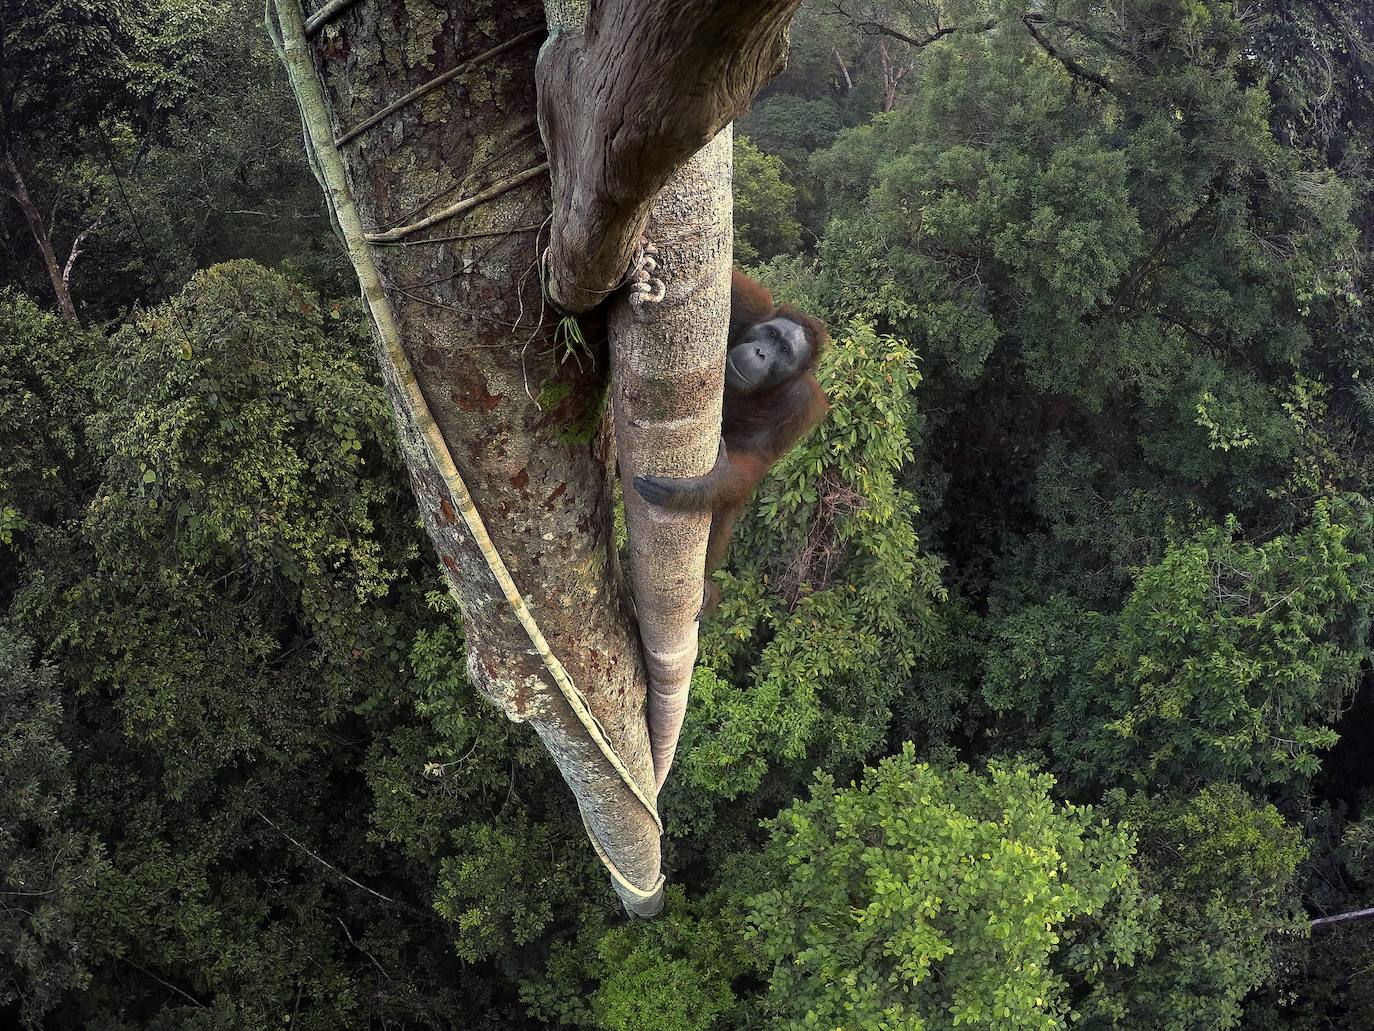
(708, 271, 830, 607)
(633, 270, 831, 612)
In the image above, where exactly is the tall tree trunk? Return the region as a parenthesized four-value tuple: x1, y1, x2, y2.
(538, 1, 789, 790)
(878, 40, 907, 113)
(610, 129, 733, 789)
(272, 0, 664, 916)
(271, 0, 794, 916)
(3, 146, 78, 320)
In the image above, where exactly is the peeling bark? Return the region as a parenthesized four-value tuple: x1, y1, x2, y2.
(536, 0, 798, 313)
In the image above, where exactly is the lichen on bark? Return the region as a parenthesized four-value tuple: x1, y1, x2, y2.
(276, 0, 798, 918)
(273, 0, 663, 915)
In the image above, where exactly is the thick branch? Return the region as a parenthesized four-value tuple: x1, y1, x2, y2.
(863, 21, 957, 48)
(1022, 16, 1114, 91)
(536, 0, 799, 313)
(833, 47, 853, 93)
(832, 6, 1125, 63)
(304, 0, 362, 37)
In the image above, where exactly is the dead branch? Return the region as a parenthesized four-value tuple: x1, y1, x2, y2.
(1311, 905, 1374, 929)
(62, 210, 104, 288)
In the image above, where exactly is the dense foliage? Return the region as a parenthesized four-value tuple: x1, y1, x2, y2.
(3, 0, 1372, 1028)
(748, 751, 1151, 1029)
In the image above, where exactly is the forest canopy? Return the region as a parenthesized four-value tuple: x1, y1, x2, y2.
(2, 0, 1373, 1028)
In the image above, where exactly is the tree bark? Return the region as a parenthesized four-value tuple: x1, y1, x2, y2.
(833, 47, 854, 94)
(610, 129, 732, 789)
(272, 0, 793, 916)
(877, 39, 912, 113)
(536, 0, 797, 313)
(271, 0, 664, 915)
(3, 145, 79, 321)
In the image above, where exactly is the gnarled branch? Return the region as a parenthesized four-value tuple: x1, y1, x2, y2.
(536, 0, 800, 313)
(826, 2, 994, 49)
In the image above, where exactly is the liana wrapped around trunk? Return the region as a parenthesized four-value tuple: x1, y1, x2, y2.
(269, 0, 798, 916)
